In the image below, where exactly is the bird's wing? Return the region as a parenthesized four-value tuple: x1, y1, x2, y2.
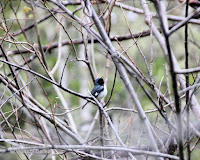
(91, 85, 104, 97)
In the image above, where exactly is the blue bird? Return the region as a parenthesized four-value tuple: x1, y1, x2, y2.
(91, 77, 107, 100)
(82, 77, 107, 108)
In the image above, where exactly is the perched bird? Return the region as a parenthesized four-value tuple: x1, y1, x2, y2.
(82, 77, 107, 108)
(91, 77, 107, 100)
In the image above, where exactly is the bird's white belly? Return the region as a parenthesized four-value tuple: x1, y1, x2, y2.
(96, 85, 107, 100)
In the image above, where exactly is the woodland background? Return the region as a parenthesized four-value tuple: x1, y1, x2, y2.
(0, 0, 200, 160)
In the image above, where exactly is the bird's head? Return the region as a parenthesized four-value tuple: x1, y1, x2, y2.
(95, 77, 104, 86)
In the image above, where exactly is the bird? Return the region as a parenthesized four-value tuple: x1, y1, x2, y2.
(82, 77, 107, 109)
(91, 77, 107, 100)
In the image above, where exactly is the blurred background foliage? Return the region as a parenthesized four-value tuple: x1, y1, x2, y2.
(0, 0, 200, 159)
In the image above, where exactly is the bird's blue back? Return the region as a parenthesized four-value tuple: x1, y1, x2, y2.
(91, 85, 104, 97)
